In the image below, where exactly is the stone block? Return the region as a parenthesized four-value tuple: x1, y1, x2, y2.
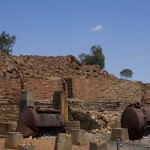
(89, 140, 107, 150)
(20, 90, 34, 108)
(65, 121, 80, 133)
(70, 129, 87, 146)
(54, 133, 72, 150)
(110, 128, 129, 141)
(5, 132, 23, 149)
(20, 90, 32, 102)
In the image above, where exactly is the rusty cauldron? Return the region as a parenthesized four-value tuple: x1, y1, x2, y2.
(121, 102, 150, 140)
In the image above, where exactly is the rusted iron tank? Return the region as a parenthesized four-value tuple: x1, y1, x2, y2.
(16, 90, 68, 137)
(121, 102, 150, 140)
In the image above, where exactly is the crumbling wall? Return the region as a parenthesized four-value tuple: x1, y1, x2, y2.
(0, 103, 18, 122)
(0, 77, 64, 122)
(23, 78, 63, 101)
(141, 83, 150, 103)
(0, 52, 150, 123)
(0, 78, 21, 121)
(72, 77, 143, 104)
(0, 78, 21, 101)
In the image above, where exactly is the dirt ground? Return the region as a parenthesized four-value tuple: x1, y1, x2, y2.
(0, 137, 89, 150)
(0, 137, 145, 150)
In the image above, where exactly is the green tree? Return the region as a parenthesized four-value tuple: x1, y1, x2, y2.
(120, 69, 133, 79)
(0, 31, 16, 54)
(78, 45, 105, 69)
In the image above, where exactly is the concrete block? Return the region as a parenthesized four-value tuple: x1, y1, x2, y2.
(5, 132, 23, 149)
(65, 121, 80, 134)
(110, 128, 129, 141)
(54, 133, 72, 150)
(20, 90, 32, 102)
(89, 140, 107, 150)
(70, 129, 87, 146)
(20, 90, 34, 108)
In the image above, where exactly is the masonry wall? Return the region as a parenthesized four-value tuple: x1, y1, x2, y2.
(0, 78, 21, 101)
(72, 77, 143, 104)
(0, 78, 21, 122)
(0, 75, 149, 122)
(1, 53, 150, 123)
(0, 104, 18, 122)
(0, 77, 64, 122)
(23, 78, 63, 101)
(142, 83, 150, 103)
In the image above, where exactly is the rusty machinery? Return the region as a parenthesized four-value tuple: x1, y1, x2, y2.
(121, 102, 150, 140)
(16, 90, 68, 137)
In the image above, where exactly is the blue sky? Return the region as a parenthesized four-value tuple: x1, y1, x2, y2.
(0, 0, 150, 83)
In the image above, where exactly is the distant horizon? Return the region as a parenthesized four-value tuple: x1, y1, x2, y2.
(1, 1, 150, 83)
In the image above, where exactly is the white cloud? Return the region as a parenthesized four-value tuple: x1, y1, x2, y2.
(90, 24, 104, 32)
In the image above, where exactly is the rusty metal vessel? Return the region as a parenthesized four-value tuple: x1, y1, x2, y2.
(121, 102, 150, 140)
(16, 90, 68, 137)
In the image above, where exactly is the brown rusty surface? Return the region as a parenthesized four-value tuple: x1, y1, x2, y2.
(121, 103, 150, 140)
(17, 107, 64, 137)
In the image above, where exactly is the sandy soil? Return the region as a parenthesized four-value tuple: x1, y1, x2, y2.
(0, 137, 89, 150)
(0, 137, 142, 150)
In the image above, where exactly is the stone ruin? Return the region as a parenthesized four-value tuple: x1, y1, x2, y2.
(0, 51, 150, 149)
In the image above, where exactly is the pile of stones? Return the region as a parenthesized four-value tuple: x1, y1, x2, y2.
(0, 51, 115, 80)
(70, 108, 121, 135)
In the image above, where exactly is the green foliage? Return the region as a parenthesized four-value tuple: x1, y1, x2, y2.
(78, 45, 105, 69)
(120, 69, 133, 79)
(0, 31, 16, 54)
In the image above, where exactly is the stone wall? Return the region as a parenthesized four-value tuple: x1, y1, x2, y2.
(0, 104, 18, 122)
(0, 52, 150, 123)
(142, 83, 150, 103)
(0, 77, 64, 122)
(23, 78, 63, 101)
(0, 78, 21, 102)
(0, 78, 20, 122)
(0, 76, 143, 122)
(72, 77, 143, 104)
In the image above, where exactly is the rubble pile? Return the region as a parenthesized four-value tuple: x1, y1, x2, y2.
(70, 108, 121, 135)
(0, 51, 115, 79)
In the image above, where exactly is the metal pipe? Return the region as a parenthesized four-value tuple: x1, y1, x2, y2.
(117, 139, 120, 150)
